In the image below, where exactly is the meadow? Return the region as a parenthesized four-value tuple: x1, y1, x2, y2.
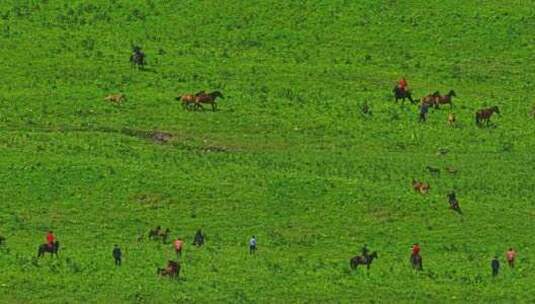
(1, 0, 535, 303)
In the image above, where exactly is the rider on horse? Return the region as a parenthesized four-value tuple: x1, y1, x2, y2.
(46, 231, 55, 248)
(398, 77, 408, 93)
(361, 244, 370, 262)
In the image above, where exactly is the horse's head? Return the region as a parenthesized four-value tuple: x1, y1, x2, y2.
(448, 90, 456, 97)
(211, 91, 224, 99)
(493, 106, 500, 114)
(175, 95, 182, 101)
(370, 251, 378, 258)
(432, 91, 440, 97)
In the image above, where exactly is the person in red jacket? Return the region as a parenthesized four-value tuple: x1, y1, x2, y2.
(46, 231, 55, 248)
(412, 243, 420, 256)
(398, 77, 408, 93)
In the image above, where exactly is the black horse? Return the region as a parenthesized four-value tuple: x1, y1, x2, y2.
(38, 241, 60, 258)
(350, 251, 378, 270)
(129, 46, 145, 70)
(393, 86, 416, 104)
(410, 254, 423, 271)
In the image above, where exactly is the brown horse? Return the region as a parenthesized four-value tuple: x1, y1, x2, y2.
(148, 227, 170, 243)
(350, 251, 378, 270)
(447, 113, 456, 126)
(194, 91, 224, 111)
(435, 90, 456, 108)
(412, 179, 430, 194)
(176, 91, 205, 110)
(157, 260, 180, 279)
(104, 93, 126, 104)
(476, 106, 500, 126)
(421, 91, 440, 107)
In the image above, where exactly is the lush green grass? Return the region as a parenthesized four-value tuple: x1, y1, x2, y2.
(1, 0, 535, 303)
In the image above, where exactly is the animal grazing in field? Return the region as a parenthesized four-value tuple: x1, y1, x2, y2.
(425, 166, 440, 176)
(129, 46, 145, 70)
(104, 93, 126, 104)
(350, 251, 378, 270)
(157, 260, 180, 279)
(194, 91, 224, 111)
(448, 113, 456, 126)
(176, 91, 205, 110)
(435, 90, 456, 108)
(412, 179, 430, 194)
(476, 106, 500, 126)
(148, 226, 170, 243)
(421, 91, 440, 107)
(393, 86, 416, 104)
(38, 241, 60, 258)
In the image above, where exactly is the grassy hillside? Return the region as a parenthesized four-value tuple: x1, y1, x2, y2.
(1, 0, 535, 303)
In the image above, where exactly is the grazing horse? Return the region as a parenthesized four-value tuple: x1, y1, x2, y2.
(350, 251, 378, 270)
(445, 166, 458, 174)
(104, 93, 126, 104)
(129, 46, 145, 70)
(476, 106, 500, 126)
(421, 91, 440, 107)
(176, 91, 205, 110)
(194, 91, 224, 111)
(157, 260, 180, 279)
(149, 227, 170, 243)
(412, 179, 430, 194)
(425, 166, 440, 176)
(448, 113, 456, 126)
(410, 254, 423, 271)
(38, 241, 60, 258)
(435, 90, 456, 108)
(393, 86, 416, 104)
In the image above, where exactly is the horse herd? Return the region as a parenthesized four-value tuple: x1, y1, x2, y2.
(392, 86, 500, 126)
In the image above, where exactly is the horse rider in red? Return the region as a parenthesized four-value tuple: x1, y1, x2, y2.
(412, 243, 420, 256)
(398, 77, 408, 93)
(46, 231, 55, 248)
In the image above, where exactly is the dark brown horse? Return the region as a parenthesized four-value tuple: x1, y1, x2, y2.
(435, 90, 456, 108)
(157, 260, 180, 279)
(350, 251, 378, 270)
(410, 254, 423, 270)
(148, 227, 170, 243)
(194, 91, 224, 111)
(393, 86, 416, 104)
(38, 241, 60, 258)
(476, 106, 500, 126)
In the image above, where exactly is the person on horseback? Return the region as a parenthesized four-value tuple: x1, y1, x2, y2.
(412, 243, 420, 256)
(46, 231, 55, 248)
(398, 77, 408, 93)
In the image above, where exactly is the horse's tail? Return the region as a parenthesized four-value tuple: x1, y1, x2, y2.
(175, 95, 182, 101)
(475, 113, 479, 125)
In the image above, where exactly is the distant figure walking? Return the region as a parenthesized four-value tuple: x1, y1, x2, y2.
(193, 229, 205, 247)
(410, 243, 423, 271)
(447, 191, 461, 213)
(129, 46, 145, 70)
(419, 102, 429, 122)
(174, 238, 184, 257)
(113, 245, 122, 266)
(506, 248, 517, 268)
(249, 236, 257, 254)
(448, 113, 456, 126)
(491, 256, 500, 276)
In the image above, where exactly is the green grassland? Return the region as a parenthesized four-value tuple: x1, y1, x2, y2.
(1, 0, 535, 303)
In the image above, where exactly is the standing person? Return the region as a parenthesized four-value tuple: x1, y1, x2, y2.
(113, 245, 122, 266)
(419, 103, 429, 122)
(46, 231, 55, 248)
(249, 236, 257, 255)
(506, 248, 517, 268)
(193, 229, 205, 247)
(491, 256, 500, 277)
(174, 238, 184, 257)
